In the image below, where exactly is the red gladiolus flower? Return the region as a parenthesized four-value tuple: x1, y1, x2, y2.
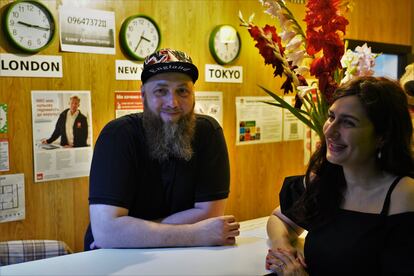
(305, 0, 348, 103)
(248, 24, 285, 77)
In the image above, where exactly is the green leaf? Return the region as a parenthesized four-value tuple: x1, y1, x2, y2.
(258, 85, 318, 132)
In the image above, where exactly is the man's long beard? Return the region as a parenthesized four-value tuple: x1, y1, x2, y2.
(142, 107, 196, 162)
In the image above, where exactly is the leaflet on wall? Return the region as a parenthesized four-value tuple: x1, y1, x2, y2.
(0, 139, 10, 172)
(59, 7, 116, 55)
(0, 173, 25, 223)
(31, 91, 93, 182)
(195, 91, 223, 127)
(0, 103, 7, 133)
(235, 96, 282, 145)
(115, 91, 143, 118)
(304, 127, 320, 165)
(282, 95, 304, 141)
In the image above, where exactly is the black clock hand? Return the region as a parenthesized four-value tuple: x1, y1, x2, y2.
(141, 36, 151, 43)
(32, 25, 50, 31)
(17, 21, 50, 31)
(134, 31, 149, 52)
(17, 21, 32, 27)
(134, 37, 143, 52)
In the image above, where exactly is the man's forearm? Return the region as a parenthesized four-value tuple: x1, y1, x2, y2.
(159, 199, 226, 224)
(90, 200, 236, 249)
(160, 207, 216, 224)
(93, 216, 200, 248)
(92, 214, 238, 249)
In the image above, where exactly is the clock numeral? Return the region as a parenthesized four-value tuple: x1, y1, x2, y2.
(128, 26, 133, 32)
(27, 4, 33, 12)
(12, 29, 17, 36)
(37, 38, 42, 45)
(12, 11, 19, 18)
(9, 20, 14, 26)
(18, 6, 24, 12)
(43, 33, 47, 39)
(27, 40, 32, 46)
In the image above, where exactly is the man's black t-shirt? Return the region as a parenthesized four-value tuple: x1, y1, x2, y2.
(84, 113, 230, 250)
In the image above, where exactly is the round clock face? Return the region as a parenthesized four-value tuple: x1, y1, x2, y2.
(3, 0, 55, 53)
(120, 15, 161, 60)
(209, 25, 241, 65)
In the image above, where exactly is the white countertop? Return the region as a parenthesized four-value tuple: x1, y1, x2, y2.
(0, 217, 271, 275)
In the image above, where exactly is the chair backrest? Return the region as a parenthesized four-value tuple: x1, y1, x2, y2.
(0, 240, 73, 266)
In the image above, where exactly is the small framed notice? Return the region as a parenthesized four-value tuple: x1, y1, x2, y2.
(0, 173, 25, 223)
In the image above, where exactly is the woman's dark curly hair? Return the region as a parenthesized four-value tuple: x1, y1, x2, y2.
(292, 76, 414, 227)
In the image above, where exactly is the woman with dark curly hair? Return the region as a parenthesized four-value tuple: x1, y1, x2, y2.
(266, 76, 414, 275)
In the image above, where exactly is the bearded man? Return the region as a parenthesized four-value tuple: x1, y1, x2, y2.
(84, 49, 239, 250)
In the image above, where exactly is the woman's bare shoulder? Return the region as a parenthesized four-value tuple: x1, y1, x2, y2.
(389, 176, 414, 214)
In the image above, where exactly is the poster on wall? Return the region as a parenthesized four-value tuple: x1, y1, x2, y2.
(0, 173, 25, 223)
(304, 128, 320, 165)
(235, 96, 283, 145)
(0, 139, 10, 172)
(0, 103, 7, 133)
(194, 91, 223, 127)
(114, 91, 143, 118)
(31, 91, 93, 182)
(59, 6, 116, 55)
(283, 95, 304, 141)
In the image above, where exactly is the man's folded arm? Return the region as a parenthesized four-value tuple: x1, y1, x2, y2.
(90, 202, 239, 249)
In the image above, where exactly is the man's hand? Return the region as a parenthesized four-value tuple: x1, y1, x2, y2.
(41, 139, 48, 144)
(193, 215, 240, 246)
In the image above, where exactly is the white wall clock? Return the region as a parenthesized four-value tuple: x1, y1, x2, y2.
(120, 14, 161, 60)
(209, 25, 241, 65)
(3, 0, 56, 53)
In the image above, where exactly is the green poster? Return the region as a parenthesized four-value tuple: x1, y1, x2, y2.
(0, 104, 7, 133)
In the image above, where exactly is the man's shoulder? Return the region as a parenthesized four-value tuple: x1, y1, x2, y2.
(60, 108, 70, 117)
(195, 114, 221, 131)
(78, 111, 87, 119)
(102, 113, 143, 134)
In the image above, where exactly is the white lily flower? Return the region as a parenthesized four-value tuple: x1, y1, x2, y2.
(286, 49, 306, 67)
(286, 35, 304, 51)
(280, 30, 296, 42)
(261, 0, 282, 18)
